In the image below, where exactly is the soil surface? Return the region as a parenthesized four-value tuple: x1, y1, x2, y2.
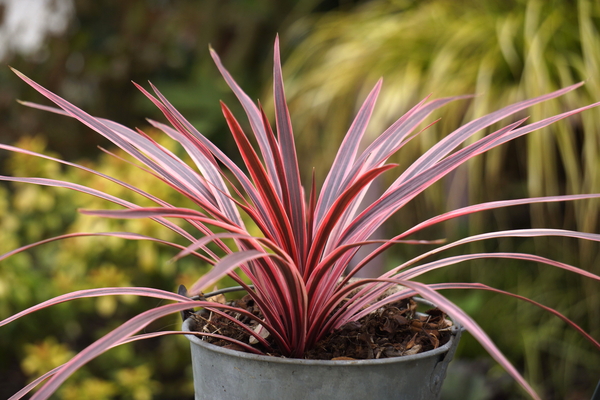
(189, 296, 453, 360)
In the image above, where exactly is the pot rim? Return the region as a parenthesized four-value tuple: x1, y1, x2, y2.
(182, 297, 462, 366)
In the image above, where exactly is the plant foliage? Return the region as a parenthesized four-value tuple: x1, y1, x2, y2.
(1, 37, 599, 400)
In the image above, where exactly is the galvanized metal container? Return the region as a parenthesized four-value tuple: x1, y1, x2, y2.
(183, 301, 462, 400)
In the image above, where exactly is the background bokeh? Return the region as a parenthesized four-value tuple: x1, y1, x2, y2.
(0, 0, 598, 399)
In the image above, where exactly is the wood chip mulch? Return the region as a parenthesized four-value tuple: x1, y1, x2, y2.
(189, 296, 453, 360)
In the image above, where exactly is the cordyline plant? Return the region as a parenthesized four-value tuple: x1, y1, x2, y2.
(1, 37, 600, 400)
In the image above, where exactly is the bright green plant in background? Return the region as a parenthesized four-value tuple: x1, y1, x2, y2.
(280, 0, 600, 396)
(0, 135, 204, 399)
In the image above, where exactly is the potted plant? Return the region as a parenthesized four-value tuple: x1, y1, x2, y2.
(1, 37, 599, 400)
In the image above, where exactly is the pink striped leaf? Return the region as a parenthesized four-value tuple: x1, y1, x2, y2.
(188, 250, 284, 295)
(0, 231, 215, 265)
(387, 280, 541, 400)
(352, 193, 600, 276)
(26, 301, 263, 400)
(314, 79, 382, 225)
(0, 288, 190, 328)
(346, 229, 600, 315)
(221, 101, 297, 256)
(12, 71, 218, 207)
(132, 83, 242, 225)
(79, 207, 245, 235)
(272, 36, 308, 268)
(396, 82, 585, 184)
(209, 47, 281, 198)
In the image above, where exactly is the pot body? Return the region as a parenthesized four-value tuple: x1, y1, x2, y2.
(183, 312, 461, 400)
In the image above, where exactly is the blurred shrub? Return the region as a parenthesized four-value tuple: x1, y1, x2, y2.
(0, 133, 214, 399)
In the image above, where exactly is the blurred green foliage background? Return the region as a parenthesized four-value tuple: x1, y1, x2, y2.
(0, 0, 598, 399)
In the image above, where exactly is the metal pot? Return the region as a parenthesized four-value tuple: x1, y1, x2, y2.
(183, 298, 462, 400)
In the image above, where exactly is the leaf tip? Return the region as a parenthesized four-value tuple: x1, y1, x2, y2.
(9, 66, 26, 79)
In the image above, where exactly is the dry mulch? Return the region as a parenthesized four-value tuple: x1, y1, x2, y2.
(189, 295, 453, 360)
